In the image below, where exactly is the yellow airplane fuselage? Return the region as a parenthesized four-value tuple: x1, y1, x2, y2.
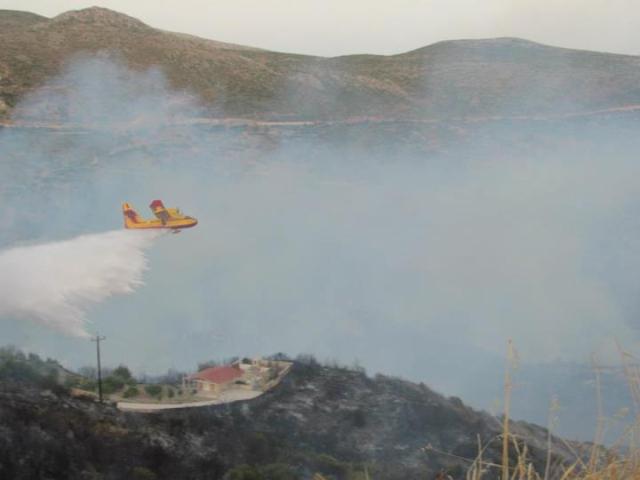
(123, 202, 198, 230)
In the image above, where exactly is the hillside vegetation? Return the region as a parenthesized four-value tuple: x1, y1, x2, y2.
(0, 348, 581, 480)
(2, 7, 640, 121)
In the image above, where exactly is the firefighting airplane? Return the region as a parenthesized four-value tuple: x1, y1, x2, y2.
(122, 200, 198, 231)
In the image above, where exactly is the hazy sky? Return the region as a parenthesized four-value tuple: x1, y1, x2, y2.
(0, 0, 638, 57)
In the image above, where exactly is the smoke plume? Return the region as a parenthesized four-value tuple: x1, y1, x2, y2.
(0, 230, 157, 337)
(3, 56, 640, 440)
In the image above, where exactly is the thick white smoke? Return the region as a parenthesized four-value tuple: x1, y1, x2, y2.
(0, 230, 158, 337)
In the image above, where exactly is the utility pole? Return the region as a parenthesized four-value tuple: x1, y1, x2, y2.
(502, 339, 514, 480)
(90, 334, 106, 403)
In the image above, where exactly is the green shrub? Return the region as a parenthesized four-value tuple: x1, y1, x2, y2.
(228, 465, 261, 480)
(0, 346, 66, 393)
(130, 466, 157, 480)
(144, 384, 162, 398)
(167, 387, 174, 398)
(101, 375, 125, 394)
(123, 386, 139, 398)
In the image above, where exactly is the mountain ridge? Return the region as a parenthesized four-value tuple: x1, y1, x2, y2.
(50, 6, 150, 29)
(2, 7, 640, 121)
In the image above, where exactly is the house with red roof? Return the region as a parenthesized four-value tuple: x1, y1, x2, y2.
(185, 364, 244, 395)
(182, 358, 293, 399)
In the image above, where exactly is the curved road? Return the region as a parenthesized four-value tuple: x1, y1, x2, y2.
(117, 390, 262, 412)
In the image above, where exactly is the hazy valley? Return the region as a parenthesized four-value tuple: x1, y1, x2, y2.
(2, 5, 640, 479)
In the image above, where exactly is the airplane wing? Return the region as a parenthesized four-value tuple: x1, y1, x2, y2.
(149, 199, 171, 225)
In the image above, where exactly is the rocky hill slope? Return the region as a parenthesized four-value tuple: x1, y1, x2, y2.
(2, 7, 640, 121)
(0, 350, 581, 480)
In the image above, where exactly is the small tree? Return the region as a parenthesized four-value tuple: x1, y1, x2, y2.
(112, 365, 135, 385)
(295, 353, 320, 367)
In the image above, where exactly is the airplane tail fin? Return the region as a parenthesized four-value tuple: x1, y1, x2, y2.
(122, 202, 141, 228)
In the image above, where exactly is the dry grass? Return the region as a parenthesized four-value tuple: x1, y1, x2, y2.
(463, 340, 640, 480)
(322, 340, 640, 480)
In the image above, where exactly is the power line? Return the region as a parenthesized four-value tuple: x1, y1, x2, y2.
(90, 334, 107, 403)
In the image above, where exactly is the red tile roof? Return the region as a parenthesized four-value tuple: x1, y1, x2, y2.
(188, 365, 243, 384)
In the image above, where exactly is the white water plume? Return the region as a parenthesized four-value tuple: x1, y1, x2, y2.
(0, 230, 158, 337)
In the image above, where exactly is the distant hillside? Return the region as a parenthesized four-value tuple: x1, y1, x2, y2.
(0, 9, 46, 29)
(0, 351, 581, 480)
(2, 7, 640, 121)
